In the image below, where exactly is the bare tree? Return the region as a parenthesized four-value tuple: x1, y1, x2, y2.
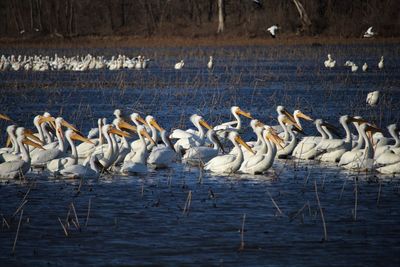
(217, 0, 224, 33)
(292, 0, 312, 32)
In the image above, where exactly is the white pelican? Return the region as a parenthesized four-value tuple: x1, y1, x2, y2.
(171, 114, 213, 153)
(183, 129, 224, 165)
(363, 27, 376, 38)
(30, 117, 67, 168)
(341, 123, 381, 171)
(77, 118, 104, 160)
(47, 130, 93, 174)
(147, 118, 177, 168)
(378, 56, 384, 69)
(207, 56, 213, 69)
(229, 119, 265, 160)
(0, 128, 43, 179)
(174, 60, 184, 70)
(350, 63, 358, 72)
(204, 132, 254, 174)
(272, 106, 304, 141)
(316, 116, 363, 162)
(239, 126, 282, 174)
(113, 118, 138, 165)
(214, 106, 253, 135)
(366, 91, 379, 107)
(121, 125, 155, 175)
(266, 25, 279, 38)
(293, 119, 339, 160)
(277, 122, 297, 159)
(374, 124, 400, 163)
(324, 54, 336, 68)
(0, 125, 19, 162)
(338, 119, 366, 167)
(128, 113, 152, 152)
(60, 155, 101, 179)
(86, 124, 130, 170)
(362, 63, 368, 72)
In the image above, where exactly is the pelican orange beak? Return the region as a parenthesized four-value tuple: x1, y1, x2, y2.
(109, 127, 130, 138)
(235, 135, 255, 155)
(6, 135, 11, 147)
(38, 116, 55, 124)
(140, 129, 156, 145)
(23, 138, 45, 150)
(118, 120, 137, 133)
(283, 116, 303, 133)
(266, 130, 285, 149)
(61, 120, 79, 132)
(282, 108, 302, 130)
(199, 119, 213, 130)
(296, 111, 313, 121)
(150, 118, 164, 132)
(71, 132, 94, 144)
(236, 108, 253, 119)
(0, 113, 12, 121)
(136, 115, 148, 126)
(24, 129, 43, 144)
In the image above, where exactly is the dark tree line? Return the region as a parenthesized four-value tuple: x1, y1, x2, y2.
(0, 0, 398, 38)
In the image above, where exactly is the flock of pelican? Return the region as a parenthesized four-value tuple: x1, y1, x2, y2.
(0, 54, 151, 72)
(0, 104, 399, 180)
(324, 54, 384, 72)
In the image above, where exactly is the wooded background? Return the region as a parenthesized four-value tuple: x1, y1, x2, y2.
(0, 0, 398, 38)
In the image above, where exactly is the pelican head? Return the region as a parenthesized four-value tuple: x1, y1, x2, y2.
(113, 109, 122, 118)
(228, 131, 254, 155)
(232, 106, 252, 119)
(146, 115, 164, 132)
(193, 114, 212, 130)
(294, 110, 313, 121)
(130, 113, 147, 125)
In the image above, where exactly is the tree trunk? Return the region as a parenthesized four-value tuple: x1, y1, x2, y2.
(292, 0, 312, 33)
(217, 0, 224, 33)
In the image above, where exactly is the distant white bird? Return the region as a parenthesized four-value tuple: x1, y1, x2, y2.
(350, 63, 358, 72)
(344, 60, 354, 67)
(362, 63, 368, 72)
(363, 27, 377, 38)
(174, 60, 184, 70)
(366, 91, 379, 106)
(266, 25, 279, 38)
(378, 56, 384, 69)
(324, 54, 336, 68)
(207, 56, 213, 69)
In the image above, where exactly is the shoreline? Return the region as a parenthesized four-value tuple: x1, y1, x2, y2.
(1, 35, 400, 48)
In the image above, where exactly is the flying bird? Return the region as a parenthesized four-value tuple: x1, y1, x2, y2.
(266, 25, 279, 38)
(363, 27, 377, 38)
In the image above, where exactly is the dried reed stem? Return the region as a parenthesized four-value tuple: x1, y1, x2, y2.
(353, 177, 358, 221)
(239, 213, 246, 251)
(85, 197, 91, 227)
(58, 217, 69, 237)
(12, 209, 24, 254)
(314, 180, 328, 241)
(70, 202, 80, 229)
(183, 190, 192, 215)
(267, 190, 284, 216)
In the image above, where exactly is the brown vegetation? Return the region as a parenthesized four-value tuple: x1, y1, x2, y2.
(0, 0, 399, 41)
